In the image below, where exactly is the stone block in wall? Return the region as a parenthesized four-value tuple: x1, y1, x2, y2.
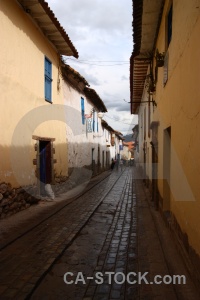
(0, 181, 39, 219)
(55, 177, 61, 183)
(3, 205, 10, 213)
(9, 202, 20, 210)
(0, 183, 9, 194)
(17, 194, 25, 202)
(60, 176, 67, 183)
(0, 198, 12, 207)
(26, 195, 38, 204)
(16, 188, 24, 194)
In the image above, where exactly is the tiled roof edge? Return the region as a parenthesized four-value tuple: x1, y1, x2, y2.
(38, 0, 78, 58)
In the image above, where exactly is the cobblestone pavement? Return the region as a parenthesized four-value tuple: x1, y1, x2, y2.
(135, 179, 199, 300)
(0, 167, 199, 299)
(0, 170, 119, 299)
(0, 170, 111, 250)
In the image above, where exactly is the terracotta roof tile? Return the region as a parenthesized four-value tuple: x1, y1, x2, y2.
(38, 0, 78, 58)
(84, 87, 107, 113)
(130, 0, 164, 114)
(17, 0, 78, 57)
(61, 63, 90, 87)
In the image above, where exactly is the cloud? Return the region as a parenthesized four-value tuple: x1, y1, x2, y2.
(49, 0, 132, 37)
(47, 0, 135, 133)
(102, 95, 130, 112)
(86, 75, 101, 86)
(115, 104, 130, 112)
(121, 75, 128, 81)
(104, 102, 130, 112)
(103, 112, 137, 135)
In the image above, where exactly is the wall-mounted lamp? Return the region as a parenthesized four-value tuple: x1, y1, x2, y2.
(98, 112, 104, 119)
(155, 49, 165, 67)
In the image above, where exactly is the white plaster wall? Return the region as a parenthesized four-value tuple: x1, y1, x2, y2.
(63, 81, 110, 170)
(138, 86, 153, 181)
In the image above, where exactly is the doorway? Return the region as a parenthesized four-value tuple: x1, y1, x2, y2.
(97, 145, 100, 173)
(150, 121, 159, 210)
(143, 141, 147, 184)
(102, 151, 105, 170)
(91, 148, 95, 174)
(39, 140, 52, 195)
(163, 127, 171, 212)
(151, 142, 158, 209)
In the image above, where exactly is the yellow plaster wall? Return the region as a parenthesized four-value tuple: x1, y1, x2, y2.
(0, 0, 68, 186)
(154, 0, 200, 253)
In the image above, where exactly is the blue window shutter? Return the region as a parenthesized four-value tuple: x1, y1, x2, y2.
(93, 111, 95, 132)
(97, 116, 99, 132)
(45, 59, 51, 78)
(81, 97, 85, 124)
(45, 77, 51, 101)
(45, 57, 52, 102)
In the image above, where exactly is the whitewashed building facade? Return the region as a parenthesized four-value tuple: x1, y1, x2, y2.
(61, 64, 122, 176)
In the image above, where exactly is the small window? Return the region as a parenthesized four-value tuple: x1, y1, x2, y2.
(163, 51, 169, 86)
(45, 57, 52, 102)
(93, 110, 96, 132)
(81, 97, 85, 124)
(167, 4, 173, 47)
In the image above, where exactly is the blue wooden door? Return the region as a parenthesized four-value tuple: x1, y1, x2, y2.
(39, 141, 52, 194)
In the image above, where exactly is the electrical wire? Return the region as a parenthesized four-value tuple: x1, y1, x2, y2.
(68, 58, 129, 62)
(65, 57, 129, 66)
(104, 115, 137, 125)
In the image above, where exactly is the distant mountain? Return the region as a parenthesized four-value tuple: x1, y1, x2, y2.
(123, 134, 133, 142)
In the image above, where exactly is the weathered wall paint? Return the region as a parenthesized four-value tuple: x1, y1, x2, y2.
(137, 0, 200, 256)
(155, 0, 200, 254)
(62, 80, 119, 171)
(0, 0, 68, 186)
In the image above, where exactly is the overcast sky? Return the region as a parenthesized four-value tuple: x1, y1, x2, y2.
(47, 0, 138, 135)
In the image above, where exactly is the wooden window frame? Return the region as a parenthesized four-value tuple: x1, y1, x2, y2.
(44, 56, 52, 103)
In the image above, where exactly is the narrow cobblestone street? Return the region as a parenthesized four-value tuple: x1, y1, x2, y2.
(0, 167, 199, 299)
(2, 1, 200, 299)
